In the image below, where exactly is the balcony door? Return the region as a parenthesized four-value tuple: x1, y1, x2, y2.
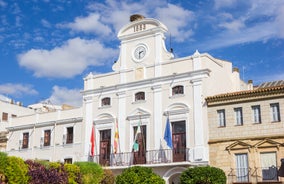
(99, 129, 111, 166)
(133, 125, 146, 164)
(172, 121, 186, 162)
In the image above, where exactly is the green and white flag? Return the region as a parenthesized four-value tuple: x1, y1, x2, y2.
(133, 120, 141, 152)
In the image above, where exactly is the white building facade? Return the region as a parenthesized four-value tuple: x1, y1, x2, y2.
(5, 15, 251, 183)
(81, 15, 249, 183)
(6, 107, 83, 163)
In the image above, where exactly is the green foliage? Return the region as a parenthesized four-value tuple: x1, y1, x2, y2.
(116, 166, 165, 184)
(0, 152, 8, 175)
(5, 156, 29, 184)
(64, 163, 82, 184)
(74, 162, 103, 184)
(180, 166, 226, 184)
(0, 153, 7, 184)
(100, 169, 115, 184)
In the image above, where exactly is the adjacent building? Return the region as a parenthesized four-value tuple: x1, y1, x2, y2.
(207, 80, 284, 183)
(0, 95, 35, 151)
(6, 106, 83, 163)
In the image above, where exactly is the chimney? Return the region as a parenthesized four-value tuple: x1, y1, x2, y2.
(248, 80, 253, 90)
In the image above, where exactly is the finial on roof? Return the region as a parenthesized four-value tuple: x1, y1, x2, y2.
(130, 14, 145, 22)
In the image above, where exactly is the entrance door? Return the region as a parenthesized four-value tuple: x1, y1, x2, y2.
(99, 129, 111, 166)
(172, 121, 186, 162)
(133, 125, 146, 164)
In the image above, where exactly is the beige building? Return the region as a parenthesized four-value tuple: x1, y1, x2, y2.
(206, 80, 284, 183)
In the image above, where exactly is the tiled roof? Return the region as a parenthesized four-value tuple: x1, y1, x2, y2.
(257, 80, 284, 88)
(206, 81, 284, 105)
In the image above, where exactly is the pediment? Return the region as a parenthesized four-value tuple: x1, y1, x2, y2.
(94, 113, 115, 124)
(254, 139, 283, 149)
(126, 108, 150, 120)
(226, 141, 252, 151)
(164, 102, 190, 116)
(118, 18, 167, 39)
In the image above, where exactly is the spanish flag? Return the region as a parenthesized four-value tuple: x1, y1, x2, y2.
(113, 119, 119, 154)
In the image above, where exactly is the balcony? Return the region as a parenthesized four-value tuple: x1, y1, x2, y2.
(91, 148, 191, 167)
(228, 167, 281, 184)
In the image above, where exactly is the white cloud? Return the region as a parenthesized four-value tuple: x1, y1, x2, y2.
(218, 19, 245, 32)
(18, 37, 117, 78)
(156, 4, 194, 42)
(41, 19, 51, 28)
(0, 83, 38, 97)
(46, 86, 82, 107)
(0, 0, 7, 8)
(214, 0, 238, 9)
(200, 0, 284, 50)
(62, 13, 112, 36)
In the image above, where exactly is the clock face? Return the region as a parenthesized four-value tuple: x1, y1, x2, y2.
(134, 45, 147, 61)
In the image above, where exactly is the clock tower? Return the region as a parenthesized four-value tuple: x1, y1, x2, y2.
(112, 14, 174, 82)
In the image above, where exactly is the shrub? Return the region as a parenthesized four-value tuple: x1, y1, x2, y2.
(180, 166, 226, 184)
(64, 163, 82, 184)
(0, 152, 8, 183)
(116, 166, 165, 184)
(100, 169, 115, 184)
(25, 160, 68, 184)
(74, 162, 103, 184)
(5, 156, 29, 184)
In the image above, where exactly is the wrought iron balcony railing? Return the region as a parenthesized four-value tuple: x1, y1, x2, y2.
(91, 148, 191, 167)
(228, 166, 280, 184)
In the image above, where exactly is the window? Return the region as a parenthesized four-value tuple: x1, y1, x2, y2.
(2, 112, 8, 121)
(101, 97, 111, 106)
(172, 85, 184, 96)
(252, 105, 261, 123)
(234, 107, 243, 125)
(64, 158, 73, 164)
(66, 127, 73, 144)
(135, 92, 145, 101)
(217, 110, 226, 127)
(22, 132, 29, 149)
(235, 153, 249, 182)
(270, 103, 280, 122)
(260, 152, 277, 181)
(44, 130, 51, 146)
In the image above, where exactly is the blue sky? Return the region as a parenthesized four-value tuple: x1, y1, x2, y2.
(0, 0, 283, 107)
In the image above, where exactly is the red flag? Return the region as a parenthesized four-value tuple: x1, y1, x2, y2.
(113, 119, 119, 154)
(90, 125, 95, 157)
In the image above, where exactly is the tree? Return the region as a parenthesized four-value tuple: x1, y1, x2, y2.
(116, 166, 165, 184)
(180, 166, 226, 184)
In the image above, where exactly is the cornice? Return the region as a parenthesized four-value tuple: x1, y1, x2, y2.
(206, 85, 284, 106)
(208, 134, 284, 144)
(6, 117, 83, 131)
(82, 69, 210, 96)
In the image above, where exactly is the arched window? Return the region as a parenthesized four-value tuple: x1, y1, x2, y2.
(101, 97, 111, 106)
(172, 85, 184, 96)
(135, 92, 145, 101)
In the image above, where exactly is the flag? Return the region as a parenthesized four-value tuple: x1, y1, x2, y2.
(90, 125, 95, 157)
(113, 119, 119, 154)
(133, 120, 141, 152)
(164, 117, 173, 149)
